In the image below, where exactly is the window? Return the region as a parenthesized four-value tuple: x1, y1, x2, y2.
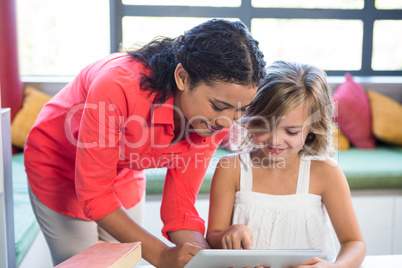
(17, 0, 110, 76)
(110, 0, 402, 76)
(122, 17, 238, 50)
(372, 20, 402, 70)
(251, 19, 363, 71)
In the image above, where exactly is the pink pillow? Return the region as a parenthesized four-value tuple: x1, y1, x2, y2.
(333, 73, 376, 149)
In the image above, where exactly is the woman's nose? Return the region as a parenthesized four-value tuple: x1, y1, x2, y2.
(215, 115, 233, 129)
(232, 109, 244, 122)
(215, 109, 246, 129)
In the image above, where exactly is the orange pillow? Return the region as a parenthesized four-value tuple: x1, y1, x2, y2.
(367, 90, 402, 146)
(11, 86, 52, 148)
(332, 124, 350, 151)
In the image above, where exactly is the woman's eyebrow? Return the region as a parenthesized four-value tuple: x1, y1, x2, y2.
(213, 98, 251, 109)
(214, 98, 234, 108)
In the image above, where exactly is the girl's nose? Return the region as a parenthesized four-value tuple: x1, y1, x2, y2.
(268, 129, 282, 146)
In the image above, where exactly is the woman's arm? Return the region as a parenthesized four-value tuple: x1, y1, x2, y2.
(160, 133, 228, 247)
(206, 154, 253, 249)
(307, 159, 366, 268)
(169, 229, 210, 248)
(96, 207, 204, 268)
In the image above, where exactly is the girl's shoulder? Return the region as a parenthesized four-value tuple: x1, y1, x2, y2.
(217, 152, 243, 170)
(309, 155, 346, 194)
(213, 152, 243, 192)
(310, 155, 341, 174)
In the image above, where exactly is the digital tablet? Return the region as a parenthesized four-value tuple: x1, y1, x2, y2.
(184, 249, 322, 268)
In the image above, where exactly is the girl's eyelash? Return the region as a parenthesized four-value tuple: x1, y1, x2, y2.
(286, 131, 299, 136)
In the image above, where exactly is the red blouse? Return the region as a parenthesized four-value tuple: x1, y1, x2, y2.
(24, 53, 227, 239)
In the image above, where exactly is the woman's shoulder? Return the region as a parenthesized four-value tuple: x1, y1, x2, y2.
(93, 54, 149, 79)
(84, 54, 155, 105)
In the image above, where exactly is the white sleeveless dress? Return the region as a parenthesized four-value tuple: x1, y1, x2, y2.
(232, 152, 337, 262)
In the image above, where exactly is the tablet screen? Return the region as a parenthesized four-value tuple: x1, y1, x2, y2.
(184, 249, 322, 268)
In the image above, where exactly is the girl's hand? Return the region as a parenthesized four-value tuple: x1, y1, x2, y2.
(220, 224, 253, 249)
(159, 242, 205, 268)
(298, 257, 336, 268)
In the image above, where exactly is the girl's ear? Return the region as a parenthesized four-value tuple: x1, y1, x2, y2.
(174, 63, 189, 92)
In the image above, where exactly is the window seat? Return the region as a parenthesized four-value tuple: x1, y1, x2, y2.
(144, 146, 402, 194)
(335, 145, 402, 190)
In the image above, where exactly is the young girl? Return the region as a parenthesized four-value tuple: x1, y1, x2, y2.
(207, 61, 366, 267)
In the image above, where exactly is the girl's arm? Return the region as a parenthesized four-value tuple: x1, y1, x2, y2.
(305, 158, 366, 267)
(206, 154, 253, 249)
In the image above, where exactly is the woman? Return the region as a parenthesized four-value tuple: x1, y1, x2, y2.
(24, 19, 266, 267)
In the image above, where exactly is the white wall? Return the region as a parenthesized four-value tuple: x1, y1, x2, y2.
(352, 190, 402, 255)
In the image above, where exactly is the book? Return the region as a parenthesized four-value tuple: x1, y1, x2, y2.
(55, 241, 142, 268)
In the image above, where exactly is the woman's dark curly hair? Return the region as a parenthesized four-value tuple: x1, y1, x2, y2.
(127, 19, 266, 103)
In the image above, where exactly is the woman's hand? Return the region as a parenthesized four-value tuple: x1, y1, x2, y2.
(158, 242, 205, 268)
(298, 257, 336, 268)
(220, 224, 253, 249)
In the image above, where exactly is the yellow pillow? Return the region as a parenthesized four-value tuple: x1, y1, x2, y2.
(332, 124, 350, 150)
(367, 90, 402, 146)
(11, 86, 52, 148)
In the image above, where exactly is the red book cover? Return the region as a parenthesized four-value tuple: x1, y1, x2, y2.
(55, 241, 141, 268)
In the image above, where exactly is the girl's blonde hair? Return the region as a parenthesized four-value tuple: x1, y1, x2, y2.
(239, 60, 334, 156)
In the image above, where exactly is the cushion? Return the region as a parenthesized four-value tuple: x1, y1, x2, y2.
(11, 86, 52, 148)
(332, 124, 350, 151)
(334, 146, 402, 190)
(333, 73, 376, 149)
(367, 90, 402, 146)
